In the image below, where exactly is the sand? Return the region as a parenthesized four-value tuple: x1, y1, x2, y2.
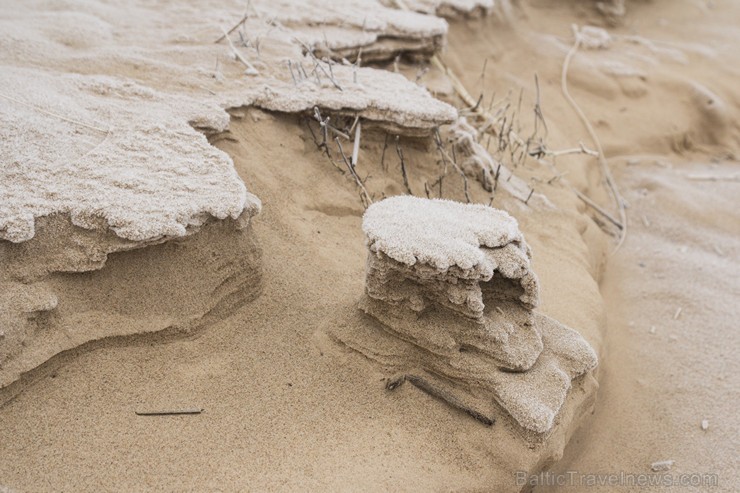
(1, 0, 738, 491)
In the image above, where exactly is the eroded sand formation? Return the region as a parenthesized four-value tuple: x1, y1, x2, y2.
(352, 197, 597, 433)
(0, 0, 460, 392)
(0, 0, 637, 490)
(0, 67, 263, 391)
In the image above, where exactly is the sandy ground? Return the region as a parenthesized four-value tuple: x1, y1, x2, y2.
(546, 158, 740, 492)
(1, 0, 739, 491)
(0, 107, 607, 491)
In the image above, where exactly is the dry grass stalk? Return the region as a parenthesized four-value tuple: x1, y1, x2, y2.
(380, 133, 390, 171)
(220, 27, 258, 75)
(295, 39, 344, 91)
(434, 129, 470, 203)
(335, 136, 373, 207)
(572, 188, 623, 231)
(391, 0, 623, 237)
(395, 136, 413, 195)
(561, 24, 627, 249)
(351, 121, 362, 167)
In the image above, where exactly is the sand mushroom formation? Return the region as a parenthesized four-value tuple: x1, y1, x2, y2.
(358, 196, 598, 433)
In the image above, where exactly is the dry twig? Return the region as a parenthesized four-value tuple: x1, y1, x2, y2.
(220, 27, 258, 75)
(561, 24, 627, 250)
(336, 136, 373, 207)
(135, 408, 203, 416)
(395, 136, 413, 195)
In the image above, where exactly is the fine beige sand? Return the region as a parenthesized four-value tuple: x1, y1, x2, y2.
(1, 0, 738, 491)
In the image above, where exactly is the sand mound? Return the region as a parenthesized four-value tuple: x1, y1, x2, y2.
(0, 0, 466, 401)
(363, 195, 525, 273)
(342, 197, 598, 433)
(0, 64, 264, 392)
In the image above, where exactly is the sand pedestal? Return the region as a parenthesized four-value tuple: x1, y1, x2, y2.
(358, 196, 598, 433)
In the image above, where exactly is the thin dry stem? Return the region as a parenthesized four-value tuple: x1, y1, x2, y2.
(220, 27, 259, 75)
(562, 24, 627, 250)
(335, 136, 372, 207)
(395, 136, 413, 195)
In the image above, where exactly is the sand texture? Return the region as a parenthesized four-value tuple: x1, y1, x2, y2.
(1, 0, 739, 491)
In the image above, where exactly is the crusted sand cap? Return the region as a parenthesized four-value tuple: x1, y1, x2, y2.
(0, 67, 259, 245)
(363, 196, 524, 275)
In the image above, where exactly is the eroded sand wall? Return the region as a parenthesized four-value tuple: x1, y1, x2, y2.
(0, 216, 262, 399)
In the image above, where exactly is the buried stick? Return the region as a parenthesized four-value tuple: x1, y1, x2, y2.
(386, 373, 495, 427)
(135, 408, 203, 416)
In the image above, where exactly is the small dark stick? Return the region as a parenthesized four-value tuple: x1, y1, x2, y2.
(297, 40, 343, 91)
(470, 93, 484, 113)
(473, 58, 488, 112)
(395, 136, 413, 195)
(214, 4, 251, 44)
(434, 129, 469, 203)
(380, 133, 390, 170)
(433, 129, 449, 198)
(498, 116, 507, 152)
(288, 60, 298, 85)
(299, 62, 309, 80)
(304, 117, 322, 150)
(524, 187, 534, 205)
(335, 137, 372, 207)
(385, 374, 406, 391)
(310, 60, 322, 85)
(405, 375, 494, 427)
(450, 146, 471, 203)
(493, 162, 502, 192)
(135, 408, 203, 416)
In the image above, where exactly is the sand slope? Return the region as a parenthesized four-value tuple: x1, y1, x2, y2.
(548, 158, 740, 491)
